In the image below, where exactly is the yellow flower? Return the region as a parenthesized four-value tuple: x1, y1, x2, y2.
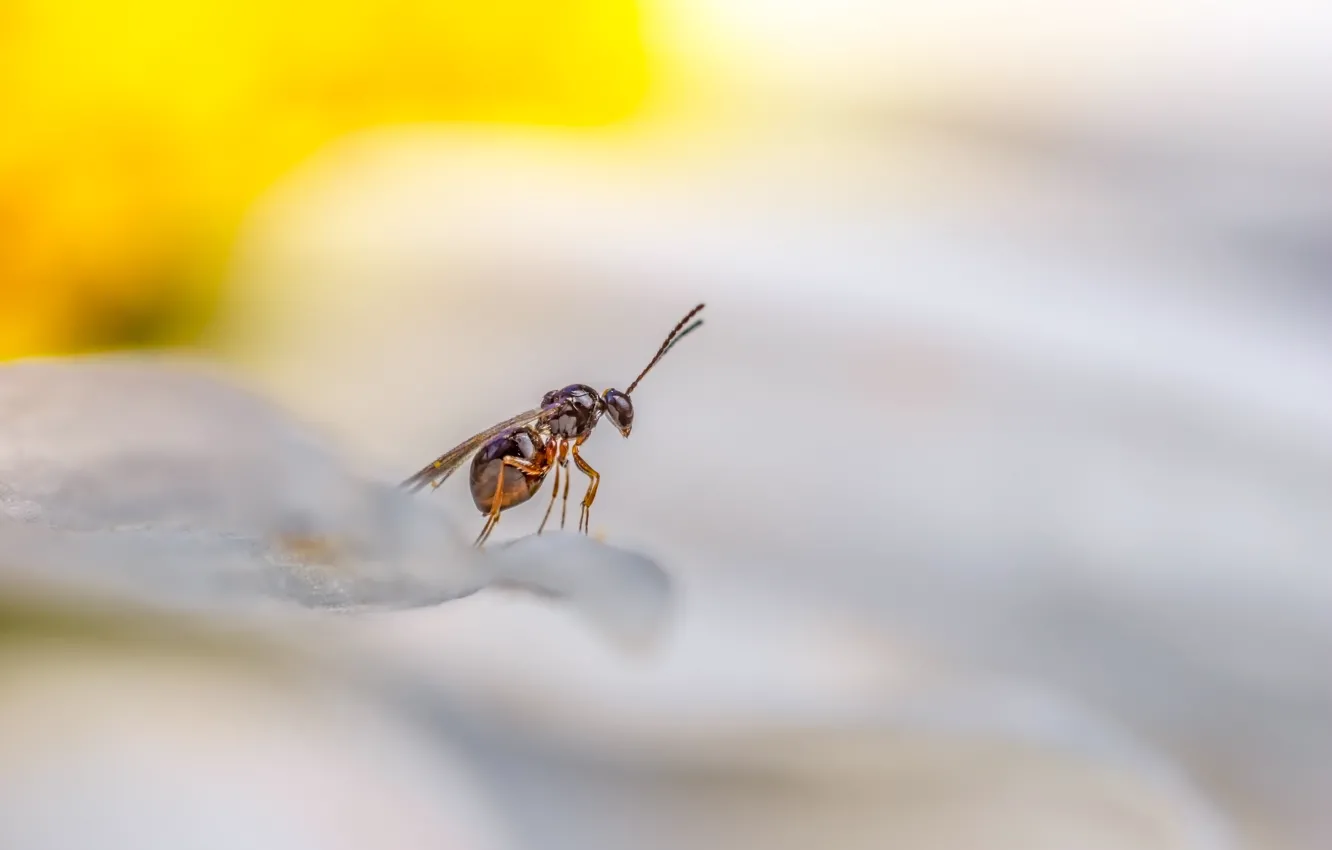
(0, 0, 648, 360)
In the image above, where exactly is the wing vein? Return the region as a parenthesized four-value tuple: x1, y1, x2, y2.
(401, 405, 551, 493)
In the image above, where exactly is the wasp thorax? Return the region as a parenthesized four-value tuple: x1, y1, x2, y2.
(602, 388, 634, 437)
(543, 383, 601, 439)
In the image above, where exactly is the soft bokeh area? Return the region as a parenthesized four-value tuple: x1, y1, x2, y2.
(5, 3, 1332, 850)
(0, 0, 646, 358)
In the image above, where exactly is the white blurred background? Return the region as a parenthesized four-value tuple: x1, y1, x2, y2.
(211, 4, 1332, 847)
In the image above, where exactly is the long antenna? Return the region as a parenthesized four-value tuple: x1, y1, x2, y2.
(626, 303, 705, 395)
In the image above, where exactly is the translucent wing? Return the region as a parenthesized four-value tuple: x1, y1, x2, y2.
(401, 405, 551, 493)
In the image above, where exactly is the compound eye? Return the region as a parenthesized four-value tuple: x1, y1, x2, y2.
(603, 389, 634, 434)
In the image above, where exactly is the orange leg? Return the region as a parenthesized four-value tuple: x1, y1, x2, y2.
(475, 456, 545, 548)
(571, 444, 600, 534)
(537, 441, 566, 535)
(559, 453, 573, 529)
(536, 461, 560, 535)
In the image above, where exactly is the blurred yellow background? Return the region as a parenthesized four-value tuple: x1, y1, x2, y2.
(0, 0, 649, 360)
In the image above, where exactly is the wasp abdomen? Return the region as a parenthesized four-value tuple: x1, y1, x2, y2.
(469, 427, 548, 514)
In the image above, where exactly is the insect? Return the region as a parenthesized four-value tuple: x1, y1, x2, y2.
(402, 303, 705, 547)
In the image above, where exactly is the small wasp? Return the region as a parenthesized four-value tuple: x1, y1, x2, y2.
(402, 304, 705, 547)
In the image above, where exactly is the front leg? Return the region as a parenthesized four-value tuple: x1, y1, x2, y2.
(570, 442, 600, 534)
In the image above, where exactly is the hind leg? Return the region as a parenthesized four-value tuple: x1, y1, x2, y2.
(474, 456, 545, 548)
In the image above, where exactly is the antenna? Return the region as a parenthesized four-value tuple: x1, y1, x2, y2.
(626, 303, 705, 395)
